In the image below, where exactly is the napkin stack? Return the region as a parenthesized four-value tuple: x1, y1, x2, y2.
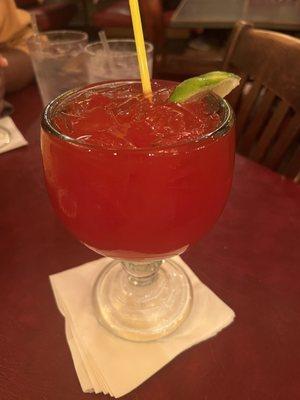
(50, 256, 235, 398)
(0, 116, 28, 154)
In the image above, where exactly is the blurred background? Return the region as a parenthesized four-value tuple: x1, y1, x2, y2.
(17, 0, 300, 80)
(2, 0, 300, 179)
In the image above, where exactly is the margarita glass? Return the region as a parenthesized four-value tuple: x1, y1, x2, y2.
(41, 80, 235, 341)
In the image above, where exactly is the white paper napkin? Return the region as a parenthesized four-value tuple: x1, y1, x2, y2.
(50, 256, 235, 397)
(0, 116, 28, 154)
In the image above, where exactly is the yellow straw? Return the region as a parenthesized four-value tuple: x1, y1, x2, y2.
(129, 0, 152, 97)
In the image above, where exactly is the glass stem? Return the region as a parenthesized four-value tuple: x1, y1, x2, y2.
(122, 260, 163, 286)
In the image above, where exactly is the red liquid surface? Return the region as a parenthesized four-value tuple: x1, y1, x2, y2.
(41, 80, 235, 260)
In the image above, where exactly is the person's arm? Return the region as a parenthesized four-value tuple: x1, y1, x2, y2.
(1, 47, 34, 93)
(0, 0, 35, 93)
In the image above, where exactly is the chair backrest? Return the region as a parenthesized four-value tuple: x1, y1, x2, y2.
(223, 21, 300, 182)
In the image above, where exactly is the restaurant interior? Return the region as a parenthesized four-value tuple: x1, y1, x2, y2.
(1, 1, 300, 399)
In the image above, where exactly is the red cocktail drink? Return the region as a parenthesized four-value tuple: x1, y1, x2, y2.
(41, 80, 234, 260)
(41, 80, 235, 341)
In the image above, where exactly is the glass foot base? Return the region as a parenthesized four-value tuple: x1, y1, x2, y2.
(93, 259, 193, 342)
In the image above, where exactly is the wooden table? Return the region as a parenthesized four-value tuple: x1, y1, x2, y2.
(1, 85, 300, 399)
(171, 0, 300, 30)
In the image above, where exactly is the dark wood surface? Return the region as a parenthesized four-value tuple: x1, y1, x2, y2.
(223, 21, 300, 180)
(171, 0, 300, 30)
(1, 85, 300, 399)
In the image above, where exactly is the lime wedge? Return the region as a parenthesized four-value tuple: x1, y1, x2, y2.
(169, 71, 241, 103)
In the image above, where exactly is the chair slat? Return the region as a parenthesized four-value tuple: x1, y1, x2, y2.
(227, 73, 248, 111)
(238, 88, 276, 154)
(264, 113, 300, 169)
(250, 100, 290, 162)
(236, 79, 263, 137)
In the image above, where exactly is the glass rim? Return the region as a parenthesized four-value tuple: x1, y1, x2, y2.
(41, 80, 234, 154)
(85, 39, 154, 56)
(27, 30, 88, 46)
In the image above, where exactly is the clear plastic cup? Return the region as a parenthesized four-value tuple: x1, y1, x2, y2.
(85, 39, 154, 84)
(28, 30, 88, 106)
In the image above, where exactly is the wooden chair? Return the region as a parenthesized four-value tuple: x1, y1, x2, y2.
(223, 21, 300, 182)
